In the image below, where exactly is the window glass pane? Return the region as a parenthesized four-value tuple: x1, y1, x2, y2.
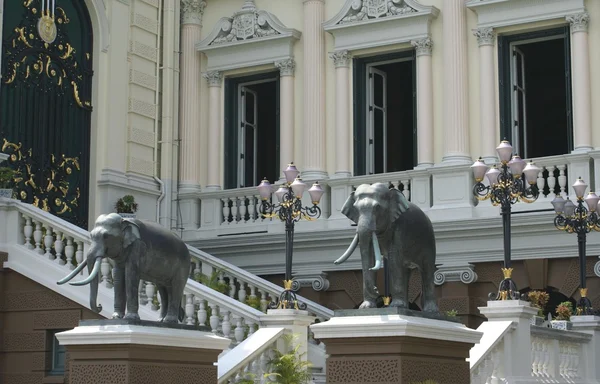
(245, 91, 255, 124)
(50, 331, 66, 375)
(373, 73, 384, 108)
(374, 108, 385, 174)
(244, 125, 255, 187)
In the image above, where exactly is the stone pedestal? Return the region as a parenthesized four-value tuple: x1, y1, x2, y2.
(56, 320, 230, 384)
(571, 315, 600, 380)
(310, 309, 482, 384)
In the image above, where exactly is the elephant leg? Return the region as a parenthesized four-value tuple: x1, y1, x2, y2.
(157, 285, 168, 322)
(112, 265, 126, 319)
(390, 265, 410, 308)
(359, 234, 379, 309)
(421, 257, 439, 313)
(164, 268, 188, 323)
(124, 258, 141, 321)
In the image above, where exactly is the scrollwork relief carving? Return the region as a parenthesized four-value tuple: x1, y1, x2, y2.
(473, 27, 495, 46)
(329, 50, 353, 68)
(291, 273, 330, 292)
(567, 12, 589, 33)
(434, 263, 477, 285)
(181, 0, 207, 26)
(202, 71, 222, 87)
(411, 37, 432, 56)
(275, 58, 296, 76)
(338, 0, 416, 25)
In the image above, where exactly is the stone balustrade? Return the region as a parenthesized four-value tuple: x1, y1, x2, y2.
(187, 151, 600, 239)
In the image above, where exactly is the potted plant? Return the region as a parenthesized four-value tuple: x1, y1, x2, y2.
(264, 334, 312, 384)
(115, 194, 138, 218)
(551, 301, 573, 330)
(0, 167, 15, 199)
(527, 290, 549, 326)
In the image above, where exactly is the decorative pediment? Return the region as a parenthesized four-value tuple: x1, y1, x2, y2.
(466, 0, 585, 28)
(324, 0, 439, 51)
(197, 0, 300, 71)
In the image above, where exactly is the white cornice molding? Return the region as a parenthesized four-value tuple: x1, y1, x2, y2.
(466, 0, 585, 29)
(196, 1, 300, 71)
(434, 263, 477, 285)
(323, 0, 439, 52)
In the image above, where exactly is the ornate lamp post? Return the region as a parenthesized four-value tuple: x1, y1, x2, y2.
(551, 178, 600, 315)
(257, 163, 324, 310)
(471, 140, 541, 300)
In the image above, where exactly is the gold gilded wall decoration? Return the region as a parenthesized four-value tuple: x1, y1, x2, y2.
(1, 138, 82, 220)
(2, 0, 92, 111)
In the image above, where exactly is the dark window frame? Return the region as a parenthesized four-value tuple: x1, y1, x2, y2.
(352, 50, 416, 176)
(224, 71, 280, 190)
(498, 26, 573, 155)
(48, 329, 68, 375)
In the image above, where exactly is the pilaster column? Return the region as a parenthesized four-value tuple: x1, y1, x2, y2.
(275, 58, 296, 180)
(473, 27, 497, 164)
(179, 0, 206, 191)
(302, 0, 327, 180)
(567, 12, 592, 153)
(330, 50, 352, 177)
(203, 71, 223, 191)
(411, 38, 434, 168)
(441, 0, 471, 164)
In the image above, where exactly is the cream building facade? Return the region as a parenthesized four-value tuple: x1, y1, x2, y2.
(2, 0, 600, 316)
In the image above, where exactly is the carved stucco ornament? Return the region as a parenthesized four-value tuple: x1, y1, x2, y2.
(207, 0, 281, 46)
(180, 0, 207, 26)
(196, 0, 300, 71)
(338, 0, 416, 24)
(323, 0, 439, 52)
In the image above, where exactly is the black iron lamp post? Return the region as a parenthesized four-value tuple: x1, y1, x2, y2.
(471, 140, 541, 300)
(257, 163, 324, 310)
(551, 178, 600, 315)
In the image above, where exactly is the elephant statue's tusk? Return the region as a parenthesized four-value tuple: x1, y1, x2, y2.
(369, 232, 383, 271)
(69, 258, 103, 286)
(334, 233, 359, 265)
(57, 259, 88, 285)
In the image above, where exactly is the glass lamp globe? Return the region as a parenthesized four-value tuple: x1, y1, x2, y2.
(283, 163, 300, 184)
(257, 179, 272, 200)
(291, 177, 307, 198)
(496, 140, 513, 163)
(471, 157, 488, 182)
(572, 177, 588, 199)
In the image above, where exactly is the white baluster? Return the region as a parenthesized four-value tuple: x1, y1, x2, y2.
(402, 179, 410, 200)
(221, 198, 230, 225)
(209, 303, 219, 334)
(100, 259, 112, 288)
(221, 310, 232, 342)
(185, 293, 195, 325)
(260, 290, 268, 312)
(54, 231, 64, 265)
(541, 340, 550, 377)
(43, 224, 54, 260)
(536, 168, 546, 199)
(248, 195, 256, 222)
(145, 282, 155, 308)
(249, 285, 257, 301)
(33, 221, 43, 254)
(557, 165, 567, 197)
(240, 196, 248, 223)
(23, 216, 33, 249)
(197, 300, 207, 326)
(546, 165, 556, 198)
(248, 322, 256, 336)
(229, 275, 236, 299)
(75, 241, 83, 270)
(64, 237, 74, 269)
(234, 316, 245, 344)
(559, 344, 567, 378)
(193, 261, 201, 277)
(238, 281, 247, 303)
(139, 281, 148, 305)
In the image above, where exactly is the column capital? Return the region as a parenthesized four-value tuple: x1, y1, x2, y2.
(473, 27, 495, 46)
(202, 71, 222, 87)
(180, 0, 207, 26)
(275, 58, 296, 76)
(411, 37, 433, 56)
(567, 12, 590, 33)
(329, 50, 353, 68)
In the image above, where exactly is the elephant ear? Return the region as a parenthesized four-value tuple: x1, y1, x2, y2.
(390, 188, 410, 223)
(341, 191, 359, 224)
(121, 219, 141, 249)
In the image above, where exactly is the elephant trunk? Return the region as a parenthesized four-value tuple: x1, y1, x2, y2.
(68, 248, 104, 313)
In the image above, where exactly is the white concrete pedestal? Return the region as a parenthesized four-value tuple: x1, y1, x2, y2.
(56, 322, 230, 384)
(310, 312, 482, 384)
(572, 315, 600, 380)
